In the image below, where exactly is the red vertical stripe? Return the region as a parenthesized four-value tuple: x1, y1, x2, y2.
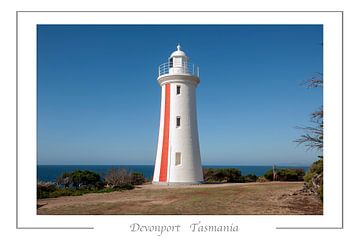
(159, 84, 170, 182)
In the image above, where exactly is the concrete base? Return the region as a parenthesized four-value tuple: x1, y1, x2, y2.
(152, 181, 203, 186)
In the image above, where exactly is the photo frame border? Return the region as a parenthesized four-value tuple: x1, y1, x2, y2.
(16, 10, 343, 230)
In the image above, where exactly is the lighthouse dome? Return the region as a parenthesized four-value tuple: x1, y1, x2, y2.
(169, 44, 189, 60)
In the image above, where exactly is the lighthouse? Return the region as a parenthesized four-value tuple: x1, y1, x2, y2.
(152, 45, 203, 184)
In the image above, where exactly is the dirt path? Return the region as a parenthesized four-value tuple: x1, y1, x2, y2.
(37, 182, 322, 215)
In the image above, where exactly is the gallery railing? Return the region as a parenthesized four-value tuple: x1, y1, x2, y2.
(158, 62, 200, 77)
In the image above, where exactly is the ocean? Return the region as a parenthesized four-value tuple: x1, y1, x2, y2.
(37, 165, 309, 182)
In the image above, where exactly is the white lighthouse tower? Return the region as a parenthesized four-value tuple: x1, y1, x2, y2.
(153, 44, 203, 184)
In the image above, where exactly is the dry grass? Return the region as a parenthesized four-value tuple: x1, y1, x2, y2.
(37, 182, 322, 215)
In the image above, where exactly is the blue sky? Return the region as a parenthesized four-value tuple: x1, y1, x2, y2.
(37, 25, 323, 166)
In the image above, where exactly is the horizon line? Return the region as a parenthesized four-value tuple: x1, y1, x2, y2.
(37, 164, 310, 167)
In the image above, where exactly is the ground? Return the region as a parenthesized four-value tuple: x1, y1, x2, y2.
(37, 182, 322, 215)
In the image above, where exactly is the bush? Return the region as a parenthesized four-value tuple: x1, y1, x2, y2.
(37, 183, 135, 199)
(37, 181, 57, 199)
(71, 170, 101, 188)
(242, 174, 258, 183)
(105, 168, 131, 187)
(256, 176, 268, 183)
(304, 159, 323, 201)
(278, 168, 305, 181)
(56, 170, 102, 188)
(264, 168, 305, 181)
(49, 188, 77, 198)
(38, 169, 137, 199)
(203, 168, 242, 183)
(113, 183, 135, 190)
(263, 170, 273, 181)
(130, 172, 146, 185)
(56, 173, 71, 188)
(304, 159, 323, 182)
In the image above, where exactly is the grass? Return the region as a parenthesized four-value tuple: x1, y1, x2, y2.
(37, 182, 323, 215)
(37, 184, 135, 199)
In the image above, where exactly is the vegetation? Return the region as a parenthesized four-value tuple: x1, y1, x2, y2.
(203, 167, 306, 183)
(37, 181, 58, 199)
(242, 174, 258, 183)
(56, 170, 103, 189)
(294, 74, 323, 151)
(104, 168, 145, 187)
(304, 159, 323, 201)
(104, 168, 131, 187)
(203, 167, 308, 183)
(295, 73, 324, 201)
(256, 176, 268, 183)
(263, 168, 305, 181)
(203, 168, 242, 183)
(37, 181, 134, 199)
(130, 172, 146, 185)
(203, 168, 259, 183)
(39, 168, 145, 199)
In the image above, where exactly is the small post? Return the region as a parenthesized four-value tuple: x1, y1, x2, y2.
(273, 164, 277, 181)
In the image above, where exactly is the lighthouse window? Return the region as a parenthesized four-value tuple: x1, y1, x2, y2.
(176, 85, 181, 95)
(176, 116, 181, 127)
(169, 58, 173, 67)
(175, 152, 181, 166)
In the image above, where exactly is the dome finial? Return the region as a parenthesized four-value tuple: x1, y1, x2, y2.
(177, 43, 181, 51)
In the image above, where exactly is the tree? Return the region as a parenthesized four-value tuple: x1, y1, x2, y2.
(56, 172, 71, 188)
(294, 74, 323, 151)
(56, 170, 101, 188)
(104, 168, 131, 187)
(295, 73, 324, 200)
(70, 170, 101, 188)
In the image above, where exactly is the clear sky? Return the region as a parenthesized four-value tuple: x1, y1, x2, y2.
(37, 25, 323, 166)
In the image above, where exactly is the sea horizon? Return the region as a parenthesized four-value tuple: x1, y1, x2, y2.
(37, 164, 310, 182)
(37, 164, 310, 166)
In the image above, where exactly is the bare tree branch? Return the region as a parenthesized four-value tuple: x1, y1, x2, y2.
(301, 73, 323, 88)
(310, 106, 323, 122)
(104, 168, 131, 187)
(295, 75, 323, 151)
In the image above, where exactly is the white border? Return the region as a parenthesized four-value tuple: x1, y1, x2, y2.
(17, 11, 342, 234)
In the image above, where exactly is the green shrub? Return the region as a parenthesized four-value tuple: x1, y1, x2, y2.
(130, 172, 146, 185)
(203, 168, 242, 183)
(71, 170, 101, 188)
(38, 184, 135, 199)
(263, 168, 305, 181)
(304, 159, 323, 201)
(242, 174, 258, 183)
(37, 182, 57, 199)
(114, 183, 135, 190)
(95, 188, 116, 193)
(38, 169, 136, 199)
(256, 176, 268, 183)
(304, 159, 323, 182)
(49, 188, 78, 198)
(278, 168, 305, 181)
(263, 169, 274, 181)
(318, 183, 323, 201)
(56, 170, 102, 189)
